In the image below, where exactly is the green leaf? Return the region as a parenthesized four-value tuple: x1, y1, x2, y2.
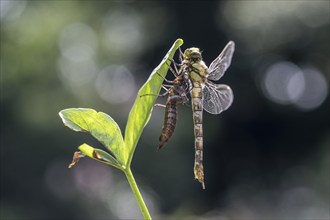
(124, 38, 184, 166)
(59, 108, 126, 167)
(78, 143, 123, 169)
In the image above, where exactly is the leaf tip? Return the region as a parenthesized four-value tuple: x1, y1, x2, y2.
(176, 38, 184, 46)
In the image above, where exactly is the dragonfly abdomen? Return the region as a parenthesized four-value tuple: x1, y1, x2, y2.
(191, 85, 205, 189)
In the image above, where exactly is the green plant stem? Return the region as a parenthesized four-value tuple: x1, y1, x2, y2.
(124, 167, 152, 220)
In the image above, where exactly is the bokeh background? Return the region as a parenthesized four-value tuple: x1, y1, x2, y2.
(1, 1, 329, 219)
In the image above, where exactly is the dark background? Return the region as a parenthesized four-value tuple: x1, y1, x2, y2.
(1, 1, 329, 219)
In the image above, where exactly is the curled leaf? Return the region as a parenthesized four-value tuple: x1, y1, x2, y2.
(77, 143, 123, 169)
(68, 151, 85, 168)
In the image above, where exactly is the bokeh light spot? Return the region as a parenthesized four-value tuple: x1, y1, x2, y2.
(72, 160, 114, 200)
(95, 65, 135, 104)
(57, 56, 97, 86)
(261, 61, 328, 110)
(107, 181, 159, 220)
(293, 67, 328, 110)
(44, 159, 76, 200)
(58, 22, 98, 62)
(101, 7, 144, 57)
(262, 61, 304, 105)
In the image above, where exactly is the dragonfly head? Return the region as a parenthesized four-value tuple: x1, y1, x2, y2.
(184, 47, 203, 62)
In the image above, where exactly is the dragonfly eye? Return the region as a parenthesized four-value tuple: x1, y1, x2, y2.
(190, 52, 201, 58)
(184, 47, 202, 61)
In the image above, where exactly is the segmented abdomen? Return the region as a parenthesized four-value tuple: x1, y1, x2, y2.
(159, 97, 180, 150)
(191, 82, 205, 189)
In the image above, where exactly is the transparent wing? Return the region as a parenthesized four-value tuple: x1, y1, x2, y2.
(202, 81, 233, 114)
(208, 41, 235, 81)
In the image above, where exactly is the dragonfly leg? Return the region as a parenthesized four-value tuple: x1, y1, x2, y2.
(161, 85, 170, 91)
(156, 59, 178, 82)
(167, 58, 182, 76)
(168, 64, 179, 77)
(156, 72, 174, 84)
(140, 89, 169, 98)
(167, 57, 181, 66)
(179, 47, 184, 63)
(154, 103, 166, 108)
(162, 84, 172, 88)
(163, 56, 182, 78)
(172, 62, 182, 77)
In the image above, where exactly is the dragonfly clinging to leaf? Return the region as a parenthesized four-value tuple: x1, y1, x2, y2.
(180, 41, 235, 189)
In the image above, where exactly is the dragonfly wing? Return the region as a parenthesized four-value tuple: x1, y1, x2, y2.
(202, 82, 233, 114)
(208, 41, 235, 81)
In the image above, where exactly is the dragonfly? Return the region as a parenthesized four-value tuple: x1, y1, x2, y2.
(180, 41, 235, 189)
